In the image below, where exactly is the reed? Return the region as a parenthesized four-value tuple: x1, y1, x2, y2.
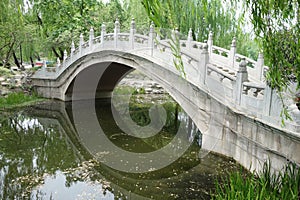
(212, 161, 300, 199)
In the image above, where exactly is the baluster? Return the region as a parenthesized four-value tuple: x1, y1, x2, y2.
(263, 85, 273, 116)
(149, 22, 155, 56)
(56, 57, 61, 68)
(89, 27, 94, 48)
(63, 50, 68, 62)
(228, 37, 236, 69)
(198, 44, 209, 85)
(170, 28, 180, 51)
(187, 28, 193, 50)
(79, 33, 84, 55)
(235, 58, 248, 105)
(207, 31, 213, 57)
(71, 41, 75, 57)
(256, 52, 265, 81)
(171, 28, 180, 42)
(101, 24, 106, 47)
(129, 18, 136, 49)
(42, 60, 47, 73)
(114, 18, 120, 48)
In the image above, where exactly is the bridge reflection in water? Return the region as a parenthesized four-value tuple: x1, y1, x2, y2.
(0, 94, 244, 199)
(32, 19, 300, 174)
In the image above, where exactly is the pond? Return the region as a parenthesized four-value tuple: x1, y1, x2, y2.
(0, 78, 243, 199)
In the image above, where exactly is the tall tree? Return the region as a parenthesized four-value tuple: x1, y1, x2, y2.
(142, 0, 257, 58)
(0, 0, 27, 68)
(239, 0, 299, 89)
(237, 0, 299, 120)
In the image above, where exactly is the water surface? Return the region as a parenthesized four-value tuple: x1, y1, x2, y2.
(0, 92, 242, 199)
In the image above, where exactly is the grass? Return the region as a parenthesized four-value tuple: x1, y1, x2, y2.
(212, 161, 300, 200)
(0, 92, 44, 109)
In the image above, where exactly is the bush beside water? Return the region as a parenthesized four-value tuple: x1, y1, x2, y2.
(212, 161, 300, 199)
(0, 92, 42, 109)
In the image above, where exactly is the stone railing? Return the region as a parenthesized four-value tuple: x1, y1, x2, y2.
(35, 18, 300, 133)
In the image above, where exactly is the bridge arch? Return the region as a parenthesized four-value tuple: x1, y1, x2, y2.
(54, 50, 217, 138)
(30, 19, 300, 171)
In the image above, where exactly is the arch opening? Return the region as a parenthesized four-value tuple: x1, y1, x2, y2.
(64, 62, 133, 101)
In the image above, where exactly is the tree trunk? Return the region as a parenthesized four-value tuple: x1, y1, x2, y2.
(19, 44, 23, 66)
(3, 41, 15, 68)
(59, 48, 64, 60)
(30, 56, 34, 67)
(52, 47, 63, 60)
(13, 50, 21, 69)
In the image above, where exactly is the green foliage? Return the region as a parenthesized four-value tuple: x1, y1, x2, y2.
(0, 0, 26, 66)
(0, 111, 82, 198)
(0, 67, 12, 77)
(237, 0, 299, 121)
(0, 92, 42, 109)
(212, 161, 300, 200)
(142, 0, 258, 59)
(0, 0, 131, 65)
(123, 0, 151, 33)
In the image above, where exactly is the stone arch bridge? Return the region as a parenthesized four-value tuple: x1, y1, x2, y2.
(31, 19, 300, 171)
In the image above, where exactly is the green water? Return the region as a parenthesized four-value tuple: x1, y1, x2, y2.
(0, 93, 242, 199)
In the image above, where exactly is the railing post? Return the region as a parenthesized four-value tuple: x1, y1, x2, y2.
(114, 18, 120, 48)
(228, 37, 236, 69)
(171, 28, 179, 43)
(263, 85, 273, 116)
(198, 44, 209, 85)
(149, 22, 155, 56)
(207, 31, 213, 57)
(63, 50, 68, 62)
(42, 60, 47, 73)
(256, 52, 265, 81)
(71, 41, 75, 57)
(235, 58, 248, 105)
(89, 27, 94, 48)
(129, 18, 136, 49)
(101, 24, 106, 47)
(79, 33, 84, 55)
(187, 28, 193, 50)
(56, 57, 61, 68)
(156, 28, 161, 41)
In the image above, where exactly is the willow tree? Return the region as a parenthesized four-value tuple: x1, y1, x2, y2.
(142, 0, 256, 57)
(25, 0, 128, 60)
(27, 0, 102, 60)
(237, 0, 299, 120)
(0, 0, 29, 68)
(239, 0, 299, 89)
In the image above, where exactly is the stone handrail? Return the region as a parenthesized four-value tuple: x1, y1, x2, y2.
(35, 18, 300, 132)
(212, 46, 230, 57)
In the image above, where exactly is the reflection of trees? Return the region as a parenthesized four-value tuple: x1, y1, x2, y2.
(0, 112, 81, 199)
(127, 100, 201, 150)
(91, 96, 207, 198)
(0, 98, 234, 200)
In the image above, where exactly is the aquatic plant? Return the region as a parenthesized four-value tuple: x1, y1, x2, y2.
(212, 161, 300, 200)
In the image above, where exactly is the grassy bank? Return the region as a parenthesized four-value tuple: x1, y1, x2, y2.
(0, 92, 44, 109)
(212, 161, 300, 199)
